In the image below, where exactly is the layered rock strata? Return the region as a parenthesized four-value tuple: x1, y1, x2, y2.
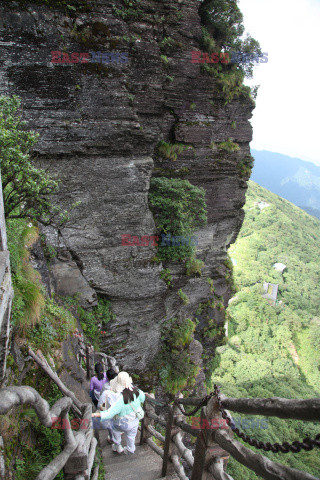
(0, 0, 254, 373)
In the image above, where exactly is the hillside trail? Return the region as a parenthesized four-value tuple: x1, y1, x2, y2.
(98, 429, 179, 480)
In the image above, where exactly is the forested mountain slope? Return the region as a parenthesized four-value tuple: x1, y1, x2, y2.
(213, 181, 320, 478)
(251, 149, 320, 218)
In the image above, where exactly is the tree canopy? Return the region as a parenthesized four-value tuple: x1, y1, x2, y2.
(213, 181, 320, 478)
(199, 0, 262, 78)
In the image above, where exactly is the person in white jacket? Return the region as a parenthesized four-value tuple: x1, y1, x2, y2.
(92, 372, 145, 455)
(98, 368, 119, 410)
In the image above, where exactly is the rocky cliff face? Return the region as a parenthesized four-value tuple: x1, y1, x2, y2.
(0, 0, 253, 374)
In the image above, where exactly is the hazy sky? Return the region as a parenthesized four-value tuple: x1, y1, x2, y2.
(239, 0, 320, 166)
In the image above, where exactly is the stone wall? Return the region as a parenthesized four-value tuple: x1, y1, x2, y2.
(0, 170, 14, 384)
(0, 0, 254, 373)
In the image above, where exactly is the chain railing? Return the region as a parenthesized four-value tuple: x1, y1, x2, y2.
(214, 384, 320, 454)
(2, 339, 320, 480)
(138, 386, 320, 480)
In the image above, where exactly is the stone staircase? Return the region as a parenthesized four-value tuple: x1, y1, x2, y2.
(60, 339, 179, 479)
(98, 430, 179, 480)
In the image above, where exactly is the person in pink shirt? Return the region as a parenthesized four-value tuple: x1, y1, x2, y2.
(89, 363, 108, 406)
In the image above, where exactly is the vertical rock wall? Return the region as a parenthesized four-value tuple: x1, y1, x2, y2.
(0, 0, 254, 373)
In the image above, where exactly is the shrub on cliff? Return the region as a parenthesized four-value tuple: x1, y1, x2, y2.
(158, 317, 199, 395)
(0, 95, 67, 225)
(149, 177, 207, 261)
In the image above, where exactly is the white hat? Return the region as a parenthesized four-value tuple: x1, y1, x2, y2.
(110, 371, 133, 393)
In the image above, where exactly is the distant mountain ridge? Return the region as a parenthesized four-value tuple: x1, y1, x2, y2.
(251, 150, 320, 218)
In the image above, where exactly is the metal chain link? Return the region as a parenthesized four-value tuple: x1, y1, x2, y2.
(174, 391, 215, 416)
(214, 384, 320, 453)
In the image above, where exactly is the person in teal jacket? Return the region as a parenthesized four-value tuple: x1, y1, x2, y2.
(92, 371, 145, 454)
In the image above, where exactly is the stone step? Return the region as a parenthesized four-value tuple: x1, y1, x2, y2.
(98, 429, 166, 480)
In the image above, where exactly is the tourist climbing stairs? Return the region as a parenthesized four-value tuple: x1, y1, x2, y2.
(0, 339, 319, 480)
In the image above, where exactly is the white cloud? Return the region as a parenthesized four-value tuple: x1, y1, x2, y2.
(239, 0, 320, 165)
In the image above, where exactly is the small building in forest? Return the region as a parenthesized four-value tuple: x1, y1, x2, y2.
(262, 282, 279, 305)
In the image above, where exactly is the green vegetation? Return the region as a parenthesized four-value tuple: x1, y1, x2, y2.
(237, 154, 254, 178)
(2, 97, 108, 480)
(39, 234, 57, 260)
(78, 298, 115, 347)
(201, 63, 252, 104)
(160, 268, 173, 288)
(160, 55, 169, 65)
(198, 1, 261, 103)
(7, 218, 76, 347)
(4, 220, 109, 477)
(112, 0, 165, 23)
(217, 138, 240, 152)
(1, 376, 64, 480)
(29, 297, 77, 351)
(207, 277, 215, 293)
(160, 37, 183, 52)
(213, 181, 320, 478)
(0, 96, 62, 224)
(7, 220, 44, 330)
(63, 295, 115, 350)
(199, 0, 261, 78)
(178, 289, 189, 305)
(155, 141, 190, 161)
(200, 26, 216, 54)
(158, 317, 198, 395)
(112, 0, 143, 20)
(148, 177, 207, 262)
(185, 257, 205, 276)
(93, 449, 106, 480)
(70, 22, 119, 50)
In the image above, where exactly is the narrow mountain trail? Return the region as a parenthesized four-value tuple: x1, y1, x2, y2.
(98, 430, 179, 480)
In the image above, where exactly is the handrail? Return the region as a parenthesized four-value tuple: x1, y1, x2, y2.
(140, 389, 320, 480)
(28, 348, 83, 414)
(7, 341, 319, 480)
(0, 386, 82, 480)
(219, 394, 320, 421)
(0, 347, 101, 480)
